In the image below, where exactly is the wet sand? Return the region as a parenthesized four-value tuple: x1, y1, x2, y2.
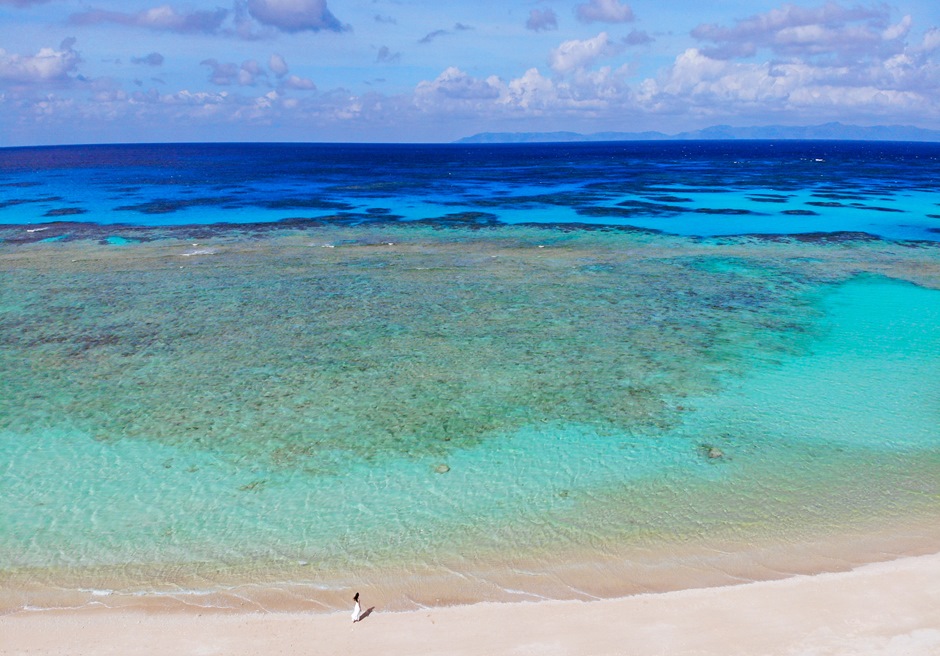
(3, 552, 939, 656)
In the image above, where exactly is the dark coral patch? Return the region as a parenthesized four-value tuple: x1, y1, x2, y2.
(749, 231, 883, 243)
(414, 212, 502, 227)
(44, 208, 88, 217)
(612, 200, 688, 215)
(0, 196, 64, 209)
(0, 199, 32, 210)
(645, 195, 693, 203)
(695, 208, 756, 215)
(806, 201, 846, 208)
(747, 196, 788, 204)
(851, 204, 904, 213)
(114, 197, 238, 214)
(812, 192, 866, 201)
(262, 198, 355, 211)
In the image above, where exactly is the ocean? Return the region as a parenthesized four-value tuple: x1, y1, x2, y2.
(1, 141, 939, 612)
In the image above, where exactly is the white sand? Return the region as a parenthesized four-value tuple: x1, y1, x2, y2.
(3, 552, 939, 656)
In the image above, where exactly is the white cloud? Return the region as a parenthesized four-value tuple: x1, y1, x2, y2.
(415, 67, 501, 102)
(0, 39, 81, 85)
(923, 28, 940, 52)
(526, 8, 558, 32)
(505, 68, 556, 110)
(269, 54, 289, 78)
(4, 2, 940, 145)
(69, 5, 228, 34)
(411, 64, 632, 119)
(635, 43, 940, 123)
(246, 0, 347, 33)
(691, 3, 905, 61)
(882, 15, 912, 42)
(646, 49, 788, 104)
(161, 89, 229, 106)
(201, 59, 238, 85)
(550, 32, 621, 74)
(281, 74, 316, 90)
(575, 0, 634, 24)
(202, 59, 268, 86)
(238, 60, 267, 86)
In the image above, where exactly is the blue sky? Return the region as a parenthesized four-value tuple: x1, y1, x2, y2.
(1, 0, 938, 145)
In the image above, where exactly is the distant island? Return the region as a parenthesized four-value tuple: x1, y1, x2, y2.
(455, 122, 940, 144)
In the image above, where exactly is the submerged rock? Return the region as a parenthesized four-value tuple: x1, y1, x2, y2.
(699, 444, 725, 460)
(434, 463, 451, 474)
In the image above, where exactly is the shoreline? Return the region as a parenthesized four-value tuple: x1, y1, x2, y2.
(3, 551, 939, 656)
(4, 516, 940, 615)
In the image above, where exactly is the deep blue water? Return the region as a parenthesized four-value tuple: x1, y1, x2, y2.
(1, 140, 939, 241)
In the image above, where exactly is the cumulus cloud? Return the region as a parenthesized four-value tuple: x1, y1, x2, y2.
(882, 14, 912, 41)
(246, 0, 347, 33)
(624, 29, 653, 46)
(575, 0, 634, 24)
(200, 59, 238, 85)
(281, 74, 316, 90)
(504, 68, 557, 110)
(526, 8, 558, 32)
(239, 59, 267, 85)
(416, 66, 501, 101)
(69, 5, 228, 34)
(269, 53, 289, 78)
(265, 54, 317, 89)
(636, 42, 937, 122)
(550, 32, 622, 74)
(691, 3, 908, 61)
(132, 52, 165, 67)
(158, 89, 229, 107)
(412, 63, 633, 118)
(923, 28, 940, 52)
(6, 0, 939, 144)
(202, 59, 269, 86)
(0, 38, 81, 85)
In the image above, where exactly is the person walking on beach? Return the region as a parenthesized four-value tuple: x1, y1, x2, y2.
(351, 592, 361, 623)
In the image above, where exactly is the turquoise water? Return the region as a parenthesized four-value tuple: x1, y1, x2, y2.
(2, 228, 939, 611)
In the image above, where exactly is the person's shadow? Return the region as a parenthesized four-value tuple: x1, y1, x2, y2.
(358, 607, 376, 622)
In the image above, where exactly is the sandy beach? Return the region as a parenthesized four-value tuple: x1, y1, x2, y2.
(3, 552, 938, 656)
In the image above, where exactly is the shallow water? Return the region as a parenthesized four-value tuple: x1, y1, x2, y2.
(2, 225, 939, 612)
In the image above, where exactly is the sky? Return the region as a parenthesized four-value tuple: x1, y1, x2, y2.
(1, 0, 939, 145)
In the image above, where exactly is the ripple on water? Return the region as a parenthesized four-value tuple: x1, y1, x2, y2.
(1, 228, 940, 610)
